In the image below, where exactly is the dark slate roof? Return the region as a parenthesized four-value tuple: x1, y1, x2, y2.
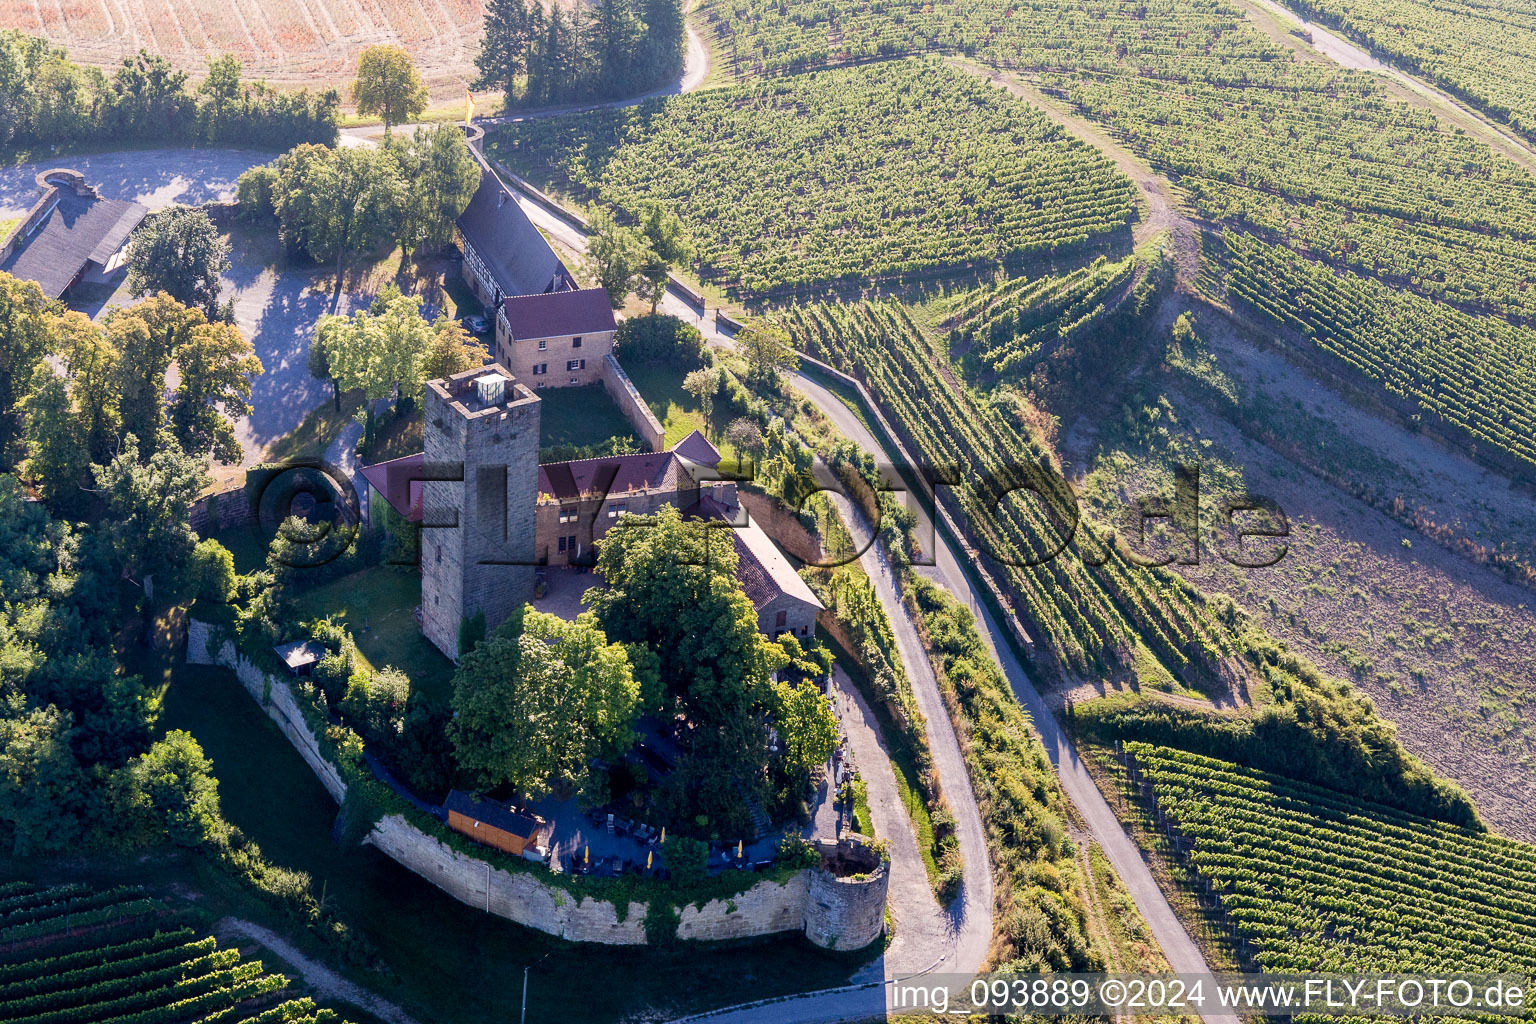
(444, 790, 540, 838)
(501, 287, 616, 340)
(687, 495, 824, 612)
(359, 453, 426, 523)
(0, 193, 147, 298)
(671, 429, 721, 468)
(538, 451, 682, 503)
(457, 170, 564, 300)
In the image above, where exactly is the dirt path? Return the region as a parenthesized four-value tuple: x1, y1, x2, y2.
(1231, 0, 1536, 179)
(216, 918, 422, 1024)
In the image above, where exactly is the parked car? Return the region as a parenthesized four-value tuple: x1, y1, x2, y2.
(461, 313, 490, 335)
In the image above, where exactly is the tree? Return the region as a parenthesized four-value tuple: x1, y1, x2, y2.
(168, 319, 263, 465)
(450, 609, 640, 800)
(0, 273, 56, 469)
(271, 144, 335, 258)
(351, 45, 428, 133)
(341, 666, 411, 744)
(475, 0, 538, 108)
(313, 146, 404, 281)
(583, 207, 647, 308)
(682, 366, 721, 427)
(587, 0, 641, 98)
(189, 538, 236, 604)
(423, 316, 486, 381)
(108, 294, 205, 456)
(740, 324, 794, 387)
(771, 679, 838, 795)
(314, 287, 435, 407)
(389, 125, 481, 253)
(235, 163, 280, 221)
(110, 730, 222, 847)
(125, 207, 232, 320)
(55, 310, 120, 463)
(636, 203, 693, 313)
(528, 6, 574, 107)
(92, 434, 209, 585)
(638, 0, 685, 88)
(0, 697, 89, 856)
(20, 370, 90, 511)
(613, 313, 704, 366)
(198, 54, 242, 140)
(307, 335, 342, 411)
(587, 506, 785, 833)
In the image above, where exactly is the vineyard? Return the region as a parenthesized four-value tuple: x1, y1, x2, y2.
(0, 0, 483, 97)
(1123, 743, 1536, 979)
(1216, 230, 1536, 478)
(0, 882, 350, 1024)
(934, 255, 1138, 379)
(1275, 0, 1536, 144)
(489, 59, 1139, 297)
(777, 296, 1233, 682)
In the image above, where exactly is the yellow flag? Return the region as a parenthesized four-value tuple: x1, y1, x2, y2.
(464, 89, 475, 126)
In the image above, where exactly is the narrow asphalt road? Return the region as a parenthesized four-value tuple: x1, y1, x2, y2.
(785, 370, 1240, 1024)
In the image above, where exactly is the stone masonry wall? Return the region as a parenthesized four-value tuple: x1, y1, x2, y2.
(188, 619, 886, 948)
(601, 354, 666, 453)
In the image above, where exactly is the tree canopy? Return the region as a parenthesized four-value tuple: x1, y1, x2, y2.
(351, 45, 429, 132)
(125, 207, 232, 320)
(449, 608, 640, 801)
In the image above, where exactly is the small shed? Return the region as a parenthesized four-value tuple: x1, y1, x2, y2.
(273, 640, 327, 677)
(444, 790, 547, 857)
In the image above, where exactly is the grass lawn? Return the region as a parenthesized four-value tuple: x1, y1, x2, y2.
(262, 391, 363, 464)
(211, 525, 271, 576)
(538, 383, 641, 451)
(289, 566, 454, 708)
(622, 360, 708, 447)
(87, 645, 878, 1024)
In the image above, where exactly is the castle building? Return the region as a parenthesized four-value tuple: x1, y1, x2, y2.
(494, 287, 617, 388)
(417, 365, 542, 658)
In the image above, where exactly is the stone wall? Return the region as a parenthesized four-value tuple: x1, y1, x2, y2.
(601, 354, 666, 453)
(188, 619, 887, 949)
(189, 484, 257, 534)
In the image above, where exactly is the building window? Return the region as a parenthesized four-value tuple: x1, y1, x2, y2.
(775, 610, 787, 630)
(567, 534, 577, 552)
(435, 545, 441, 564)
(566, 359, 585, 372)
(607, 502, 627, 518)
(532, 363, 547, 375)
(558, 506, 577, 524)
(572, 336, 582, 348)
(538, 339, 547, 351)
(558, 536, 567, 552)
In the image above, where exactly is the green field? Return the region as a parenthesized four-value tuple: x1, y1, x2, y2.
(0, 882, 343, 1024)
(491, 58, 1137, 298)
(1125, 743, 1536, 975)
(622, 360, 709, 447)
(537, 382, 643, 453)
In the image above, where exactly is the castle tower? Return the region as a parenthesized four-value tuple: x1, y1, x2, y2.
(420, 364, 541, 659)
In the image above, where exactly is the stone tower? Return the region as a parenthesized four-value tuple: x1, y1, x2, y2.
(420, 364, 541, 659)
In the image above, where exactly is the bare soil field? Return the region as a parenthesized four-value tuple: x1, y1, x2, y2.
(1068, 309, 1536, 843)
(2, 0, 486, 100)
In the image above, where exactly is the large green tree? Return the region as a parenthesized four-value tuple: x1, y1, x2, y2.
(583, 207, 648, 309)
(0, 697, 89, 856)
(0, 273, 56, 469)
(388, 124, 481, 253)
(125, 206, 232, 320)
(350, 45, 428, 133)
(108, 294, 204, 456)
(168, 320, 262, 465)
(449, 609, 640, 800)
(110, 730, 222, 847)
(20, 371, 89, 511)
(91, 434, 209, 586)
(587, 506, 787, 832)
(636, 203, 693, 314)
(314, 146, 404, 281)
(475, 0, 538, 108)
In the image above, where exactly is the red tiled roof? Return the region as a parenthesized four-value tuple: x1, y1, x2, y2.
(502, 287, 616, 341)
(360, 453, 425, 523)
(671, 429, 721, 468)
(538, 451, 680, 502)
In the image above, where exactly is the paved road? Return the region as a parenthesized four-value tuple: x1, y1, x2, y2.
(0, 147, 272, 217)
(785, 370, 1239, 1024)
